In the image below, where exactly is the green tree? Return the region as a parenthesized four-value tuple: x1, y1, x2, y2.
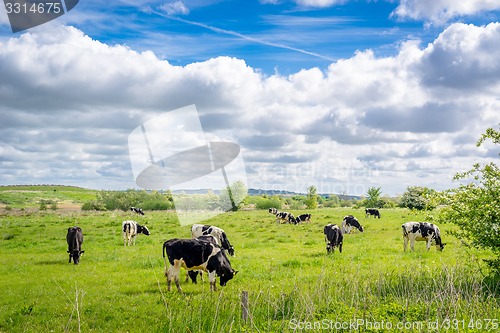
(400, 186, 436, 210)
(219, 180, 248, 211)
(365, 187, 383, 208)
(305, 185, 318, 209)
(436, 127, 500, 275)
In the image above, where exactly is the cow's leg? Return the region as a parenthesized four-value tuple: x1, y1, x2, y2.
(68, 253, 72, 263)
(426, 239, 431, 251)
(166, 266, 173, 291)
(410, 238, 415, 251)
(172, 260, 183, 293)
(403, 236, 408, 252)
(208, 271, 217, 292)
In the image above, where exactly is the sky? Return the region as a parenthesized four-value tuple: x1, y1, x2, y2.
(0, 0, 499, 196)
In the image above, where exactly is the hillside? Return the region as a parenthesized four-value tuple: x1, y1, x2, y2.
(0, 185, 98, 209)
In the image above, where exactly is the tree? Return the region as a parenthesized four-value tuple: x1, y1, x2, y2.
(219, 180, 248, 211)
(365, 187, 383, 208)
(305, 185, 318, 209)
(436, 127, 500, 275)
(400, 186, 436, 210)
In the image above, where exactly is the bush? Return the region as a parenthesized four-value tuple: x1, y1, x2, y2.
(81, 200, 107, 211)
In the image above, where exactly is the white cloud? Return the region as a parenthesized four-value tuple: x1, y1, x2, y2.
(294, 0, 345, 8)
(159, 1, 190, 16)
(393, 0, 500, 25)
(0, 23, 499, 194)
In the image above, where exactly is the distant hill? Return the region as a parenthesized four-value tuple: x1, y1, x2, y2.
(247, 188, 361, 201)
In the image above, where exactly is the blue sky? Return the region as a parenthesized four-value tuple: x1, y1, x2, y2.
(62, 0, 435, 73)
(0, 1, 499, 196)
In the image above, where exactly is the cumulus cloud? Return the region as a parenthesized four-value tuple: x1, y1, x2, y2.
(393, 0, 500, 25)
(0, 22, 499, 193)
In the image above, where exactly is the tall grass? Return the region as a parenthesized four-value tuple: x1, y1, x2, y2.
(0, 207, 498, 332)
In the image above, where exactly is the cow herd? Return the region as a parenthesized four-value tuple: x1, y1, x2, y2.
(64, 206, 445, 293)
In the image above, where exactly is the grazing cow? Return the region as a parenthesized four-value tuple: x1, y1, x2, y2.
(342, 215, 364, 234)
(365, 208, 381, 218)
(402, 222, 445, 251)
(191, 224, 235, 256)
(186, 235, 218, 284)
(122, 220, 150, 246)
(294, 213, 312, 224)
(324, 224, 343, 253)
(269, 208, 294, 224)
(163, 238, 238, 292)
(276, 211, 295, 224)
(130, 207, 145, 215)
(66, 226, 84, 265)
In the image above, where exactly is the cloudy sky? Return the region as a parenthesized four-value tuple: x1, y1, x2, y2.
(0, 0, 499, 196)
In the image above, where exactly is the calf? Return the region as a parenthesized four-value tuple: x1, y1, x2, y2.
(66, 226, 84, 265)
(324, 224, 343, 253)
(191, 224, 235, 256)
(402, 222, 444, 251)
(122, 220, 150, 246)
(163, 238, 238, 292)
(365, 208, 381, 218)
(294, 213, 312, 224)
(342, 215, 364, 234)
(130, 207, 145, 215)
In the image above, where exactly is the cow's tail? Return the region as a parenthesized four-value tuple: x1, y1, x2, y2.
(123, 222, 129, 234)
(162, 242, 168, 268)
(401, 225, 408, 237)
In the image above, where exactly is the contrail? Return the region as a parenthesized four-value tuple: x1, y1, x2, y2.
(151, 10, 335, 62)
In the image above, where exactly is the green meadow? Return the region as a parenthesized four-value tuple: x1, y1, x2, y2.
(0, 205, 498, 332)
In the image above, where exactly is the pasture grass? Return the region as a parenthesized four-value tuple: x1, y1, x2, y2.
(0, 207, 498, 332)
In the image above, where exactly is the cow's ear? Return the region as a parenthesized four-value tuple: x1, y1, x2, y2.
(67, 251, 70, 253)
(80, 250, 85, 253)
(233, 270, 239, 275)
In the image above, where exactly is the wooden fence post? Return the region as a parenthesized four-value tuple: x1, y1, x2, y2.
(241, 290, 249, 323)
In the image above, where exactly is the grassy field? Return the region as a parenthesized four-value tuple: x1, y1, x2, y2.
(0, 185, 98, 209)
(0, 205, 498, 332)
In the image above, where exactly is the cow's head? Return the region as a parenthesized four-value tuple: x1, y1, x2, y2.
(436, 236, 445, 251)
(219, 269, 238, 286)
(227, 246, 235, 256)
(68, 249, 84, 264)
(141, 225, 150, 236)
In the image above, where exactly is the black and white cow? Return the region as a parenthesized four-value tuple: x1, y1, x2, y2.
(402, 222, 445, 251)
(277, 211, 295, 224)
(130, 207, 145, 215)
(66, 226, 84, 265)
(365, 208, 381, 218)
(269, 208, 295, 224)
(186, 235, 218, 284)
(191, 224, 235, 256)
(163, 238, 238, 292)
(323, 224, 343, 254)
(122, 220, 150, 246)
(342, 215, 364, 234)
(294, 213, 312, 224)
